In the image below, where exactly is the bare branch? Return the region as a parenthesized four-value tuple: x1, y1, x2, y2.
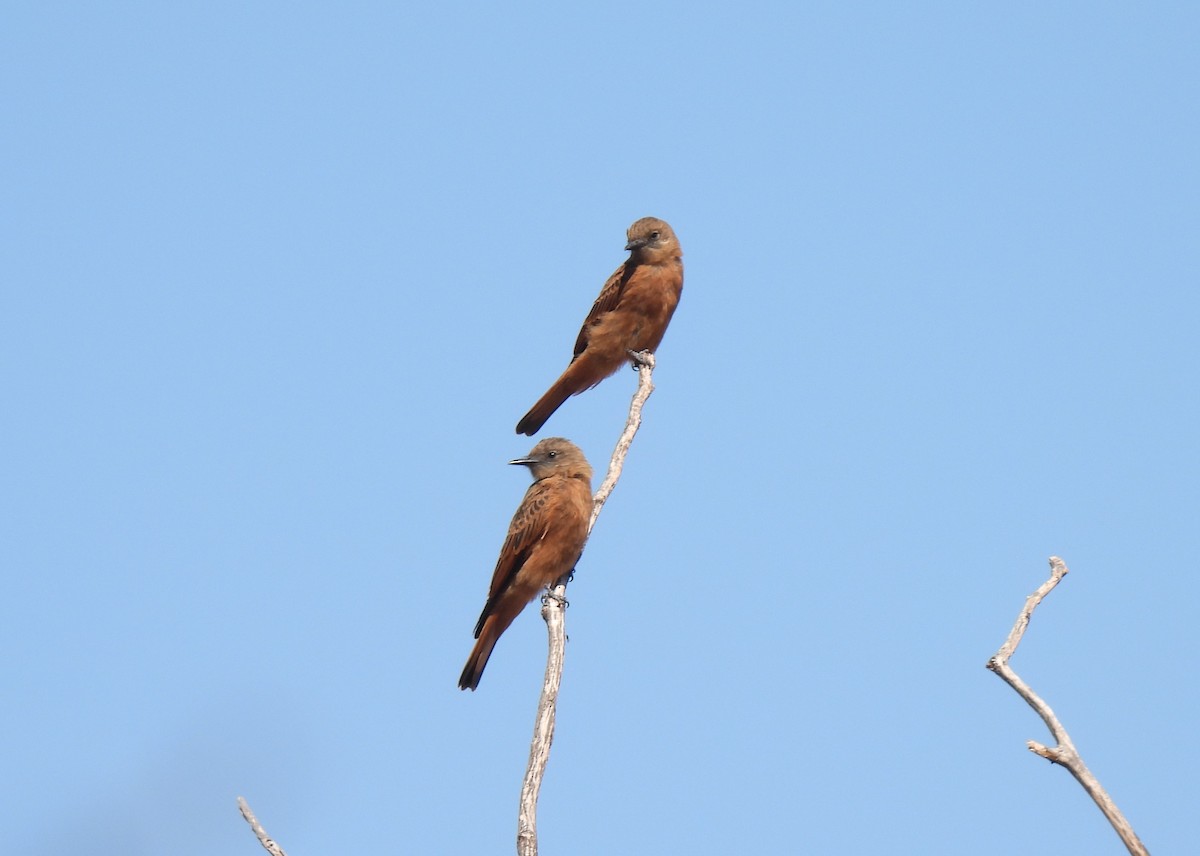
(237, 797, 288, 856)
(516, 586, 567, 856)
(986, 557, 1149, 855)
(588, 351, 656, 532)
(517, 354, 656, 856)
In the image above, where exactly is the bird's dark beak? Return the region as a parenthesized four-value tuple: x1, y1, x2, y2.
(509, 456, 536, 466)
(625, 237, 646, 251)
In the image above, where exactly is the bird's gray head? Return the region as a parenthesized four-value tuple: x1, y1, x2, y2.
(624, 217, 681, 262)
(509, 437, 593, 482)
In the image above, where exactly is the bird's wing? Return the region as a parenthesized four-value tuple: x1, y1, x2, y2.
(572, 262, 630, 358)
(473, 478, 556, 637)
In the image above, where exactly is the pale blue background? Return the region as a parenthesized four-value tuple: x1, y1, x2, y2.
(4, 3, 1197, 853)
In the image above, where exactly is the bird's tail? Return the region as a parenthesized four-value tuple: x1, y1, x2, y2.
(516, 362, 590, 436)
(458, 630, 499, 691)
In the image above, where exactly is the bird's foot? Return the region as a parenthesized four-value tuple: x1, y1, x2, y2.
(542, 589, 569, 609)
(626, 349, 655, 370)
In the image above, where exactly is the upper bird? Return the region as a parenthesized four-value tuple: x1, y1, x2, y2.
(516, 217, 684, 435)
(459, 437, 593, 691)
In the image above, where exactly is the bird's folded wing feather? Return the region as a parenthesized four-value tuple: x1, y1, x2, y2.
(473, 480, 555, 636)
(572, 263, 630, 357)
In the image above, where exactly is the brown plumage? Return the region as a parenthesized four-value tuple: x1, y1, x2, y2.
(459, 438, 593, 691)
(516, 217, 684, 436)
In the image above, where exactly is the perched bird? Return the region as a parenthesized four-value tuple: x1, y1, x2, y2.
(459, 438, 593, 691)
(516, 217, 684, 436)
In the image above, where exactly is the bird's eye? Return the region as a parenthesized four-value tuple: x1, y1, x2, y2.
(547, 450, 558, 458)
(650, 231, 660, 240)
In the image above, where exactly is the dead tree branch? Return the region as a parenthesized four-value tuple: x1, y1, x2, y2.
(237, 796, 288, 856)
(986, 556, 1149, 855)
(517, 353, 656, 856)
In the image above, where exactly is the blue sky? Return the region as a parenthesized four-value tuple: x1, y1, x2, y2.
(4, 3, 1198, 853)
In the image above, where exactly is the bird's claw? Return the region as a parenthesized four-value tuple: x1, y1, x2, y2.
(626, 349, 655, 369)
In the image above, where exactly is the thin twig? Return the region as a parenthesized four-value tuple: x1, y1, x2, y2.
(237, 797, 288, 856)
(517, 354, 656, 856)
(986, 557, 1149, 855)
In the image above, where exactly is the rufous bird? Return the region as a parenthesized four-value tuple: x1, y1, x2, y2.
(459, 437, 593, 690)
(516, 217, 683, 435)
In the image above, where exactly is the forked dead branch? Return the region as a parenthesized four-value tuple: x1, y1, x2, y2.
(986, 556, 1149, 855)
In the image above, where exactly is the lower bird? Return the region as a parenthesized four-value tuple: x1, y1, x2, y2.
(516, 217, 684, 436)
(459, 437, 593, 691)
